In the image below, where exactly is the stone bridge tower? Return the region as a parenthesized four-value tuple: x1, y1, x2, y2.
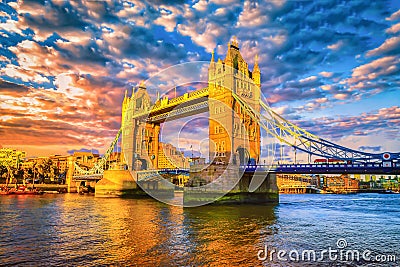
(121, 81, 160, 170)
(208, 38, 261, 165)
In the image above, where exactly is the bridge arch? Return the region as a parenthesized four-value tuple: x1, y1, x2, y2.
(236, 146, 250, 166)
(134, 158, 148, 171)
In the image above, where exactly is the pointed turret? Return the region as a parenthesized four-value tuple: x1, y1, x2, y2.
(210, 49, 215, 68)
(139, 80, 146, 90)
(121, 90, 130, 126)
(225, 42, 232, 66)
(231, 36, 239, 48)
(135, 80, 151, 111)
(252, 54, 261, 87)
(209, 49, 216, 78)
(253, 54, 260, 72)
(123, 89, 129, 108)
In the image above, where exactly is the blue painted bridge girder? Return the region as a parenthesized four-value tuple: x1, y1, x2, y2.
(159, 163, 400, 175)
(242, 163, 400, 175)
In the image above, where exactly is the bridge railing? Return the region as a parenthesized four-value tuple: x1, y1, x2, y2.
(132, 87, 209, 119)
(240, 162, 400, 173)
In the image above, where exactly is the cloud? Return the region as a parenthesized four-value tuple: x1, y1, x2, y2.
(319, 71, 334, 78)
(17, 1, 92, 41)
(0, 79, 30, 94)
(236, 0, 269, 27)
(177, 16, 230, 52)
(299, 76, 317, 83)
(333, 93, 349, 100)
(266, 86, 325, 104)
(294, 106, 400, 142)
(346, 56, 399, 85)
(358, 146, 382, 152)
(327, 40, 344, 51)
(386, 9, 400, 21)
(386, 23, 400, 34)
(315, 97, 328, 103)
(1, 64, 50, 84)
(192, 0, 209, 12)
(154, 8, 179, 32)
(366, 36, 400, 57)
(320, 85, 333, 91)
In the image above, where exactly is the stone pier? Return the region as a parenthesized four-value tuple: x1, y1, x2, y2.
(95, 170, 144, 197)
(95, 170, 174, 198)
(184, 165, 279, 206)
(66, 156, 78, 193)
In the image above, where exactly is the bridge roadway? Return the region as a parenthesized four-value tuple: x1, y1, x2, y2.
(73, 162, 400, 181)
(159, 162, 400, 175)
(243, 162, 400, 175)
(132, 87, 209, 123)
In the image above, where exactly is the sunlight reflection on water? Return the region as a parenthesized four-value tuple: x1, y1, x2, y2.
(0, 193, 399, 266)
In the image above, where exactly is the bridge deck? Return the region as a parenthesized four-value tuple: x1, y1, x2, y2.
(243, 163, 400, 174)
(73, 162, 400, 180)
(159, 163, 400, 175)
(133, 87, 209, 123)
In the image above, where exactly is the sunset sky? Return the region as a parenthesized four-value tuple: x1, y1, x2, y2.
(0, 0, 399, 160)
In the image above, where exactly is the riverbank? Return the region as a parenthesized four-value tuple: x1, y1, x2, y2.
(0, 183, 68, 193)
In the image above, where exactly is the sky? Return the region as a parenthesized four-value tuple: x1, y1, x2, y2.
(0, 0, 399, 161)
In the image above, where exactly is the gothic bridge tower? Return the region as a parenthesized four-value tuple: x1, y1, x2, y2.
(121, 81, 160, 171)
(208, 38, 261, 165)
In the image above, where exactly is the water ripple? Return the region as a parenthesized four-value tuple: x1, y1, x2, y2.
(0, 194, 399, 266)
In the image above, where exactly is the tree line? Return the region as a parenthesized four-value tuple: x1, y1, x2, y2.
(0, 159, 66, 184)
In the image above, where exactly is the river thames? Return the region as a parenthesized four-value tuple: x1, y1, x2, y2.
(0, 193, 399, 266)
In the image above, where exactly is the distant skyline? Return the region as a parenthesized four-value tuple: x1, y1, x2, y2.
(0, 0, 399, 159)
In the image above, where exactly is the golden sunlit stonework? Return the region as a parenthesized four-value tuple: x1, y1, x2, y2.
(121, 81, 160, 170)
(121, 38, 262, 170)
(208, 39, 261, 165)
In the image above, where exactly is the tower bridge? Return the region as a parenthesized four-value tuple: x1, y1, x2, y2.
(69, 38, 400, 203)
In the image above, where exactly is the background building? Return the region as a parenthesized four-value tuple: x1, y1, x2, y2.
(0, 148, 26, 168)
(72, 151, 100, 175)
(158, 142, 190, 169)
(49, 155, 69, 174)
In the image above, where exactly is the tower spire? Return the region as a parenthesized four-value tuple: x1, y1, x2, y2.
(252, 54, 261, 88)
(209, 49, 215, 69)
(225, 42, 232, 66)
(139, 80, 146, 89)
(231, 36, 239, 47)
(253, 54, 260, 72)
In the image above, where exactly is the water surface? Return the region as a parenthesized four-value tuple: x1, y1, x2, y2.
(0, 194, 399, 266)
